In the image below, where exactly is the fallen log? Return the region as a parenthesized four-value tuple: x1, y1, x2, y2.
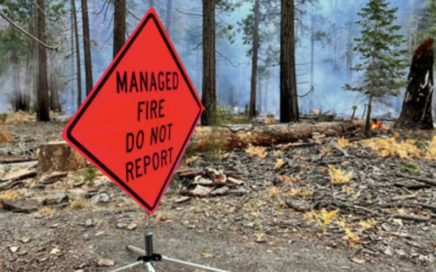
(192, 121, 363, 151)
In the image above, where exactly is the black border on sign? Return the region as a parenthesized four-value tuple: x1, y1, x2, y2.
(66, 13, 202, 211)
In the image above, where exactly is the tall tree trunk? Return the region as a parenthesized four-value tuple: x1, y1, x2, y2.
(81, 0, 93, 95)
(280, 0, 299, 123)
(249, 0, 260, 118)
(395, 39, 434, 130)
(24, 14, 34, 112)
(71, 0, 82, 108)
(10, 36, 22, 111)
(113, 0, 126, 58)
(346, 21, 353, 80)
(49, 68, 61, 112)
(35, 0, 50, 121)
(365, 94, 373, 133)
(201, 0, 216, 125)
(310, 13, 315, 88)
(166, 0, 173, 34)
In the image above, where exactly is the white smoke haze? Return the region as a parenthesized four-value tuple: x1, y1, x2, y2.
(0, 0, 429, 119)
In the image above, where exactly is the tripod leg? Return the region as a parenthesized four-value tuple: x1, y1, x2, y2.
(111, 261, 144, 272)
(145, 262, 156, 272)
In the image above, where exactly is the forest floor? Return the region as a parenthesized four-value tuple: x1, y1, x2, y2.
(0, 119, 435, 272)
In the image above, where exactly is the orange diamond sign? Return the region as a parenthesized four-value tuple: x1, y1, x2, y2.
(62, 8, 203, 214)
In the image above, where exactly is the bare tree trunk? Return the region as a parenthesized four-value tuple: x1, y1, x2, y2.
(113, 0, 126, 58)
(201, 0, 216, 125)
(346, 21, 353, 80)
(10, 37, 22, 111)
(365, 95, 373, 133)
(71, 0, 82, 108)
(166, 0, 173, 34)
(249, 0, 260, 118)
(24, 14, 34, 112)
(395, 39, 434, 130)
(310, 13, 314, 88)
(35, 0, 50, 121)
(81, 0, 93, 95)
(280, 0, 299, 123)
(49, 70, 61, 112)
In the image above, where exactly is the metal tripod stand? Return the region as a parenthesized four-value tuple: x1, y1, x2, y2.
(112, 214, 229, 272)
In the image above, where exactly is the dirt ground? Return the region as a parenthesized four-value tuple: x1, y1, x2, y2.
(0, 121, 435, 272)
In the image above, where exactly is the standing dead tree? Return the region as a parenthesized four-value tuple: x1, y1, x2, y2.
(81, 0, 93, 95)
(395, 38, 434, 129)
(35, 0, 50, 121)
(113, 0, 126, 58)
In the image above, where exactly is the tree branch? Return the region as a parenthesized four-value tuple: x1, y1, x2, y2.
(0, 11, 58, 51)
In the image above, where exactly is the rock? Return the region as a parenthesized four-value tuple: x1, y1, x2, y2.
(1, 168, 37, 182)
(39, 171, 68, 185)
(193, 176, 213, 186)
(37, 142, 86, 173)
(383, 246, 394, 256)
(91, 192, 110, 204)
(126, 223, 137, 230)
(116, 222, 127, 229)
(174, 196, 191, 204)
(1, 199, 39, 213)
(97, 258, 115, 267)
(19, 237, 31, 244)
(85, 219, 95, 227)
(50, 248, 61, 255)
(229, 187, 248, 196)
(17, 250, 28, 256)
(227, 177, 244, 186)
(210, 186, 230, 196)
(42, 192, 69, 205)
(9, 246, 19, 253)
(190, 185, 214, 197)
(72, 180, 85, 188)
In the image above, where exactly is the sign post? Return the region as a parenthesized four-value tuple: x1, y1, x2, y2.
(63, 8, 228, 272)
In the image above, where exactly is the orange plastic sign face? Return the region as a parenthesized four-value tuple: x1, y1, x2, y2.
(62, 8, 203, 214)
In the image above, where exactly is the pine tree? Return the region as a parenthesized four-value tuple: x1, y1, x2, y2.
(419, 0, 436, 41)
(344, 0, 407, 132)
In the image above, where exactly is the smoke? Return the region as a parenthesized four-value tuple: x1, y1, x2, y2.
(0, 0, 426, 119)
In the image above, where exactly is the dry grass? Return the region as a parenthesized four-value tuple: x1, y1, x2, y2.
(304, 209, 338, 228)
(40, 207, 55, 217)
(0, 126, 11, 144)
(328, 165, 353, 185)
(290, 188, 314, 197)
(426, 136, 436, 160)
(361, 137, 421, 160)
(245, 145, 267, 159)
(336, 137, 353, 148)
(3, 112, 35, 124)
(0, 190, 21, 200)
(69, 199, 91, 210)
(274, 158, 285, 169)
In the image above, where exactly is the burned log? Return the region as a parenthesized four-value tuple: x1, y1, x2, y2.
(192, 121, 363, 151)
(395, 38, 434, 129)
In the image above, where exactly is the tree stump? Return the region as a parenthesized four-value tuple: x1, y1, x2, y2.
(37, 141, 86, 173)
(395, 38, 434, 129)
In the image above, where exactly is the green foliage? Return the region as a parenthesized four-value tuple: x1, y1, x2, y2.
(83, 165, 97, 183)
(400, 164, 420, 173)
(237, 0, 280, 60)
(419, 0, 436, 42)
(344, 0, 407, 98)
